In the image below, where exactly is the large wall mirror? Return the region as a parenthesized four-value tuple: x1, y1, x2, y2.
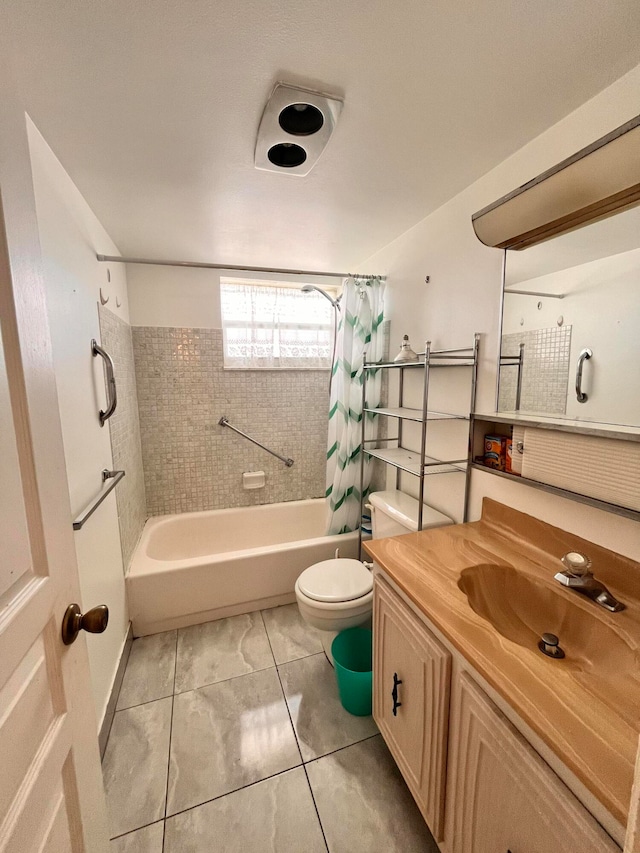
(497, 204, 640, 428)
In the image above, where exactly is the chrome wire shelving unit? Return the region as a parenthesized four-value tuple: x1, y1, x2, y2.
(359, 333, 480, 555)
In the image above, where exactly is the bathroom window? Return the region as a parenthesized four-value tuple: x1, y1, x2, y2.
(220, 279, 335, 369)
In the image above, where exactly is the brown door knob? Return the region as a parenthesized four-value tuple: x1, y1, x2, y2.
(61, 603, 109, 645)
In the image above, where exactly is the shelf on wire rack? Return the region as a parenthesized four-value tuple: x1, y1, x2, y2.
(364, 446, 468, 476)
(364, 406, 468, 422)
(363, 360, 425, 370)
(364, 359, 475, 369)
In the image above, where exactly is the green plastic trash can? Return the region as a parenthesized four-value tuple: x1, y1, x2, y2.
(331, 627, 373, 716)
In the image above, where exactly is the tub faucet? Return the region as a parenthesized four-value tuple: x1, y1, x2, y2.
(554, 552, 625, 612)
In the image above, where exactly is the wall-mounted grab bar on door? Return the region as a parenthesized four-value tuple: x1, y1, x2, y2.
(575, 347, 593, 403)
(218, 416, 294, 467)
(92, 339, 117, 426)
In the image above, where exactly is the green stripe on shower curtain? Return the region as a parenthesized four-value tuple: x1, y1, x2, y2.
(326, 277, 385, 535)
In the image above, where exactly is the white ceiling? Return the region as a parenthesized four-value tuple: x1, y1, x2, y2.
(7, 0, 640, 271)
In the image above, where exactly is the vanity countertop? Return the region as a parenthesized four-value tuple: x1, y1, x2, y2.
(363, 498, 640, 826)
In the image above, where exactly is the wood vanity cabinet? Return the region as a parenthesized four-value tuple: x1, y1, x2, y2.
(445, 671, 619, 853)
(373, 576, 451, 841)
(373, 575, 620, 853)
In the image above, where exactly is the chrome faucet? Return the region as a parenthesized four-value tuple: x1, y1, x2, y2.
(554, 552, 625, 612)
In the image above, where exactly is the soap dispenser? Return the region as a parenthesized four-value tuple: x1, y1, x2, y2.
(393, 334, 419, 363)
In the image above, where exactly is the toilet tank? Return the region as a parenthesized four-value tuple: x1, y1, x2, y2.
(368, 490, 453, 538)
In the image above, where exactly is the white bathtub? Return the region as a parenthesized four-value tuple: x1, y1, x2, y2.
(127, 499, 359, 636)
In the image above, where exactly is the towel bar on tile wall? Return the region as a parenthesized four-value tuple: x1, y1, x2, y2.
(73, 469, 126, 531)
(92, 339, 117, 426)
(499, 343, 525, 411)
(218, 416, 294, 467)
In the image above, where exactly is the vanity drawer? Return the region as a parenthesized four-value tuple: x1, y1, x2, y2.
(445, 670, 620, 853)
(373, 576, 451, 841)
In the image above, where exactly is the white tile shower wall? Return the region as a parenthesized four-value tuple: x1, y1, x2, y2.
(99, 306, 147, 567)
(498, 325, 572, 414)
(132, 327, 330, 515)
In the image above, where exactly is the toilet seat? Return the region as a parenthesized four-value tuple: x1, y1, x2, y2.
(295, 558, 374, 657)
(296, 558, 373, 603)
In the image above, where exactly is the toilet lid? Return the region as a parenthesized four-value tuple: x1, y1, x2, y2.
(297, 559, 373, 603)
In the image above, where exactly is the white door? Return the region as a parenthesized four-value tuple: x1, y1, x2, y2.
(0, 49, 110, 853)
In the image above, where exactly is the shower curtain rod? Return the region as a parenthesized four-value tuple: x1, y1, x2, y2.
(96, 254, 386, 281)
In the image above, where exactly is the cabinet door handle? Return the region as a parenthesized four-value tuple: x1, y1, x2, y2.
(391, 672, 402, 716)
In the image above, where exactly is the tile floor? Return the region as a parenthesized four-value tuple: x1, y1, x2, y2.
(103, 603, 439, 852)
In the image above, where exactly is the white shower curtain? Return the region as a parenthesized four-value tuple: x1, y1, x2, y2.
(326, 277, 385, 534)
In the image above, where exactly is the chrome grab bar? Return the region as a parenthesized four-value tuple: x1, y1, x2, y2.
(73, 469, 125, 531)
(92, 339, 117, 426)
(575, 347, 592, 403)
(218, 416, 294, 467)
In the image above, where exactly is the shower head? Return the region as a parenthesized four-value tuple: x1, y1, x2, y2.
(300, 283, 341, 309)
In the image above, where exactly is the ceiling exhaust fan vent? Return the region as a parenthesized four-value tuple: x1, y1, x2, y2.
(255, 83, 343, 177)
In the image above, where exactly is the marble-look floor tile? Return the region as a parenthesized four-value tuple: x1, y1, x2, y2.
(110, 821, 164, 853)
(307, 735, 439, 853)
(102, 698, 172, 838)
(262, 604, 324, 663)
(278, 653, 377, 761)
(164, 768, 326, 853)
(167, 668, 301, 815)
(175, 613, 274, 693)
(117, 631, 176, 710)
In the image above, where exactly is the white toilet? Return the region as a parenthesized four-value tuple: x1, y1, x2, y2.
(295, 490, 453, 661)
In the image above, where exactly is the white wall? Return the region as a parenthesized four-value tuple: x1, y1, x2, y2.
(360, 63, 640, 559)
(128, 265, 222, 328)
(128, 264, 339, 328)
(27, 120, 130, 727)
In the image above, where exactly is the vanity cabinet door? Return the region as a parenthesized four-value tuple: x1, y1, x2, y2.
(373, 576, 451, 841)
(445, 671, 620, 853)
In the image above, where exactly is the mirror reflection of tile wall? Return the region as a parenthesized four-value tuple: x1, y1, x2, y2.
(499, 204, 640, 427)
(498, 326, 572, 415)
